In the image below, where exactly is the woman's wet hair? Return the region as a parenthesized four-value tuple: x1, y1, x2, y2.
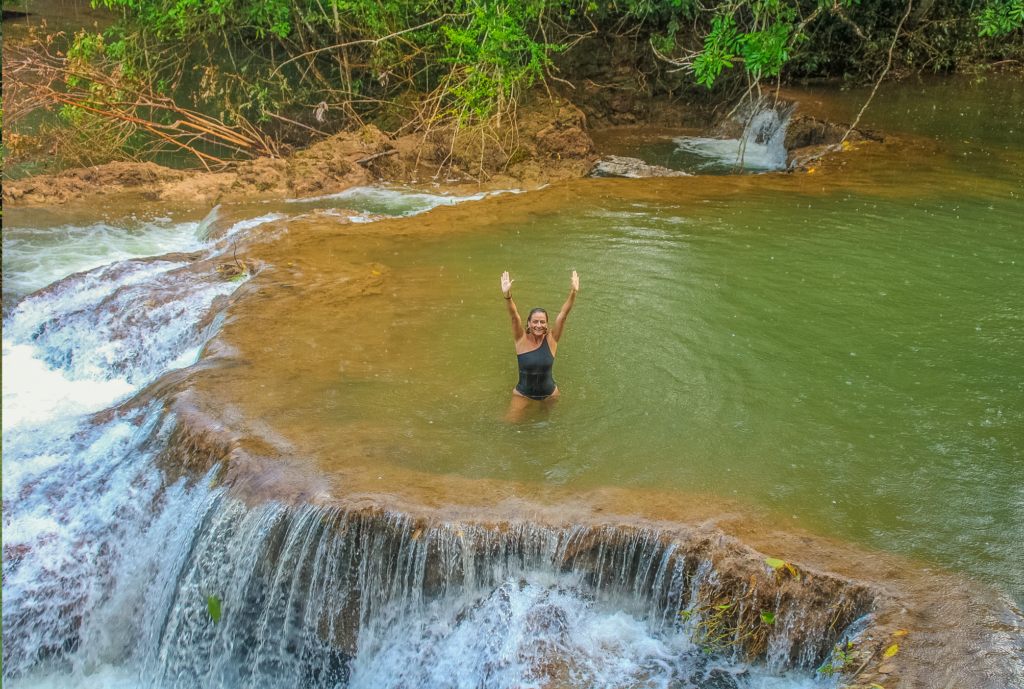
(527, 308, 548, 332)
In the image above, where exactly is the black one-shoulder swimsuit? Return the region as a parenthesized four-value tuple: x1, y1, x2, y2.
(515, 338, 556, 400)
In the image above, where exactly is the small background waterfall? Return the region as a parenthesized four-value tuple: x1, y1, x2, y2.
(673, 101, 798, 174)
(590, 99, 798, 177)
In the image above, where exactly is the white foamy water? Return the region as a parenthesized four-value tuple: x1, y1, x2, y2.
(2, 260, 242, 424)
(351, 574, 824, 689)
(194, 208, 290, 242)
(196, 187, 511, 243)
(2, 218, 202, 301)
(2, 204, 249, 683)
(674, 102, 796, 173)
(673, 136, 787, 171)
(295, 184, 516, 215)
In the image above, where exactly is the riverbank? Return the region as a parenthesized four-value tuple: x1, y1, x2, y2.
(2, 88, 898, 208)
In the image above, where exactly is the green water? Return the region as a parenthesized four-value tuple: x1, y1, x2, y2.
(301, 76, 1024, 605)
(797, 73, 1024, 170)
(330, 184, 1022, 603)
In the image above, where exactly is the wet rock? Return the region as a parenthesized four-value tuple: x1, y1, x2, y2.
(2, 162, 186, 205)
(785, 116, 855, 149)
(591, 155, 689, 178)
(709, 117, 747, 141)
(788, 144, 835, 169)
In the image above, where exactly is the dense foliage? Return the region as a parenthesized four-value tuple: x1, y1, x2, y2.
(88, 0, 1021, 122)
(3, 0, 1020, 172)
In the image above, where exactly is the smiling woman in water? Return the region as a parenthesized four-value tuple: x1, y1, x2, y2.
(501, 269, 579, 421)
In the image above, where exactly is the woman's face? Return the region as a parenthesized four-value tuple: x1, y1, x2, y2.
(528, 313, 548, 337)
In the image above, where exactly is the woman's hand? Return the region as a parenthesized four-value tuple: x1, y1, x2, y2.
(570, 270, 580, 294)
(501, 271, 515, 297)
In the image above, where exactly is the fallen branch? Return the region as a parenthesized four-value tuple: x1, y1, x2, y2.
(355, 149, 399, 166)
(144, 125, 225, 171)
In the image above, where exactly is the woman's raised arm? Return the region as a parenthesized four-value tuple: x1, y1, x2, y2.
(550, 270, 579, 343)
(501, 271, 525, 341)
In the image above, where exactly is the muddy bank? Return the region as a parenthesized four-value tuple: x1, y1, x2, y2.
(4, 87, 898, 208)
(2, 98, 599, 207)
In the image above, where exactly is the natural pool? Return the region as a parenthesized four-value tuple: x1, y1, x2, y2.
(260, 181, 1023, 598)
(3, 75, 1023, 688)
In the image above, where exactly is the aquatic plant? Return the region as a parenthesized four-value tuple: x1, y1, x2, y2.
(817, 640, 856, 676)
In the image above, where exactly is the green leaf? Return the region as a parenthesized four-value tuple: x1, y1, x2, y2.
(765, 557, 785, 569)
(760, 610, 776, 624)
(208, 595, 222, 622)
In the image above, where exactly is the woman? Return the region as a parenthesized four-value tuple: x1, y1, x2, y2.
(500, 270, 579, 420)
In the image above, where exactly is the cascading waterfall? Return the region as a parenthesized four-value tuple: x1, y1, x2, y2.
(3, 189, 869, 689)
(2, 212, 251, 682)
(136, 498, 866, 688)
(673, 101, 798, 173)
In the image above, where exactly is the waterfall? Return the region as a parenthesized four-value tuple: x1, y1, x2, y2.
(673, 100, 797, 173)
(130, 496, 869, 688)
(2, 232, 250, 682)
(5, 463, 871, 687)
(736, 100, 798, 170)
